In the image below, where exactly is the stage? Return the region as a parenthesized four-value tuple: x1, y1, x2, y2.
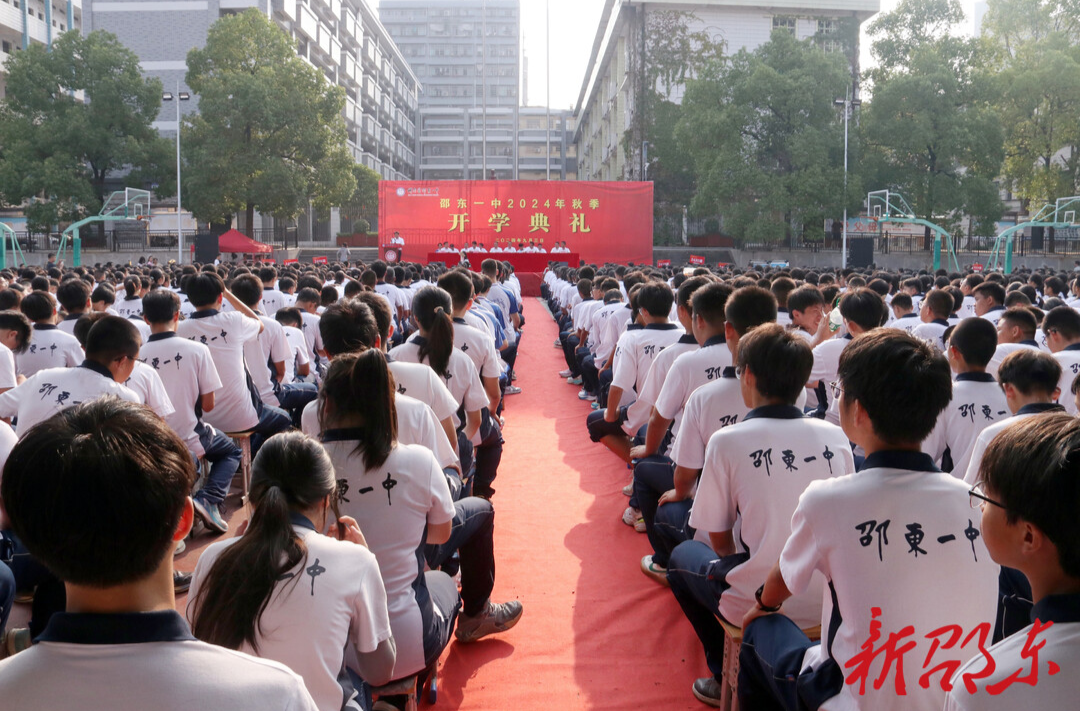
(425, 252, 579, 296)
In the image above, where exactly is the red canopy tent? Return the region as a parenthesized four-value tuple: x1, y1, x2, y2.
(215, 229, 272, 254)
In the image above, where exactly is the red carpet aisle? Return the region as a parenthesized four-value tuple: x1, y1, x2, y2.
(173, 298, 707, 709)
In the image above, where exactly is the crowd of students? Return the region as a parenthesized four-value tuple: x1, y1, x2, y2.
(543, 263, 1079, 709)
(0, 256, 526, 711)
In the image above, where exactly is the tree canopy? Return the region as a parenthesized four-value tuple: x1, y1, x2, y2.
(182, 9, 356, 233)
(0, 31, 173, 233)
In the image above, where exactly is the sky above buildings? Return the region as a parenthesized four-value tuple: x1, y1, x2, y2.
(509, 0, 986, 111)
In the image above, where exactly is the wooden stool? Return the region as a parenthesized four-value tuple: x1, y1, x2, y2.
(716, 617, 820, 711)
(371, 663, 437, 711)
(223, 430, 254, 505)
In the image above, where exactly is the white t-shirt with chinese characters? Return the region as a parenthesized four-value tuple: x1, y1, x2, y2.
(245, 315, 290, 407)
(129, 316, 153, 345)
(692, 408, 854, 626)
(0, 610, 318, 711)
(671, 369, 808, 470)
(610, 324, 685, 409)
(261, 288, 287, 317)
(0, 343, 16, 391)
(962, 403, 1065, 485)
(390, 336, 487, 429)
(16, 325, 83, 377)
(113, 296, 144, 319)
(189, 523, 392, 711)
(320, 438, 456, 679)
(451, 317, 502, 381)
(944, 594, 1080, 711)
(299, 311, 325, 372)
(986, 341, 1040, 380)
(280, 325, 310, 385)
(1051, 344, 1080, 414)
(922, 373, 1010, 477)
(301, 392, 457, 471)
(624, 334, 698, 437)
(981, 305, 1006, 325)
(596, 305, 633, 363)
(0, 362, 142, 437)
(139, 332, 222, 458)
(124, 361, 176, 421)
(586, 302, 621, 353)
(57, 313, 81, 336)
(778, 451, 999, 711)
(653, 338, 733, 440)
(958, 295, 977, 319)
(891, 313, 921, 334)
(177, 310, 262, 433)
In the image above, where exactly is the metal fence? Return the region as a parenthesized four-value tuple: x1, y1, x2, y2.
(4, 228, 298, 253)
(735, 228, 1080, 257)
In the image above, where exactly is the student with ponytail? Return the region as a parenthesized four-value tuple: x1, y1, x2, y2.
(319, 349, 522, 683)
(188, 432, 395, 711)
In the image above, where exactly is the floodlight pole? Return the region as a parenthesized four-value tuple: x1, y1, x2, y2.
(835, 88, 860, 269)
(164, 83, 189, 264)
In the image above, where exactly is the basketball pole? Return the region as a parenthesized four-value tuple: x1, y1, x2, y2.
(175, 80, 183, 266)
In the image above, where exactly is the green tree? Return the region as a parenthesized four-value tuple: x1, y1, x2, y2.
(339, 164, 380, 233)
(183, 9, 356, 234)
(981, 0, 1080, 208)
(0, 31, 173, 233)
(676, 30, 855, 244)
(862, 0, 1005, 238)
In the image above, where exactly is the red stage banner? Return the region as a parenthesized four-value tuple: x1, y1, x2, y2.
(689, 255, 705, 265)
(379, 180, 653, 266)
(657, 259, 671, 268)
(312, 256, 328, 265)
(284, 258, 299, 265)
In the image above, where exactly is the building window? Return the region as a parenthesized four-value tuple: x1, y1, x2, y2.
(772, 16, 796, 35)
(817, 18, 844, 53)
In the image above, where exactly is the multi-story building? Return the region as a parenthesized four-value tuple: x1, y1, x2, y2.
(381, 0, 573, 181)
(1, 0, 83, 97)
(574, 0, 879, 181)
(85, 0, 419, 236)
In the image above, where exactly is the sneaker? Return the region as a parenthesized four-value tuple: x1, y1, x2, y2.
(454, 600, 523, 643)
(174, 570, 193, 594)
(193, 495, 228, 534)
(621, 506, 641, 527)
(558, 369, 573, 378)
(578, 390, 596, 401)
(591, 402, 601, 410)
(566, 375, 582, 385)
(505, 385, 522, 395)
(622, 482, 634, 496)
(692, 677, 726, 708)
(173, 538, 185, 556)
(554, 339, 562, 348)
(640, 555, 670, 587)
(1, 628, 31, 659)
(634, 517, 647, 533)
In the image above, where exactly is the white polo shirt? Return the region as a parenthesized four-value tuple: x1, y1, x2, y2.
(299, 311, 325, 367)
(0, 343, 15, 391)
(387, 358, 460, 425)
(139, 332, 222, 457)
(891, 312, 921, 334)
(245, 315, 290, 407)
(610, 323, 685, 404)
(16, 324, 83, 377)
(390, 335, 487, 428)
(451, 317, 502, 381)
(778, 451, 999, 711)
(911, 318, 949, 352)
(124, 361, 176, 421)
(922, 373, 1010, 477)
(57, 313, 82, 335)
(654, 337, 733, 439)
(808, 334, 854, 418)
(190, 520, 392, 711)
(986, 340, 1040, 379)
(0, 362, 141, 437)
(301, 393, 458, 471)
(944, 593, 1080, 710)
(624, 333, 698, 437)
(690, 406, 854, 626)
(0, 610, 318, 710)
(177, 309, 262, 433)
(962, 403, 1065, 485)
(281, 325, 310, 384)
(596, 304, 633, 362)
(587, 302, 622, 354)
(1052, 343, 1080, 414)
(320, 437, 456, 679)
(981, 305, 1006, 324)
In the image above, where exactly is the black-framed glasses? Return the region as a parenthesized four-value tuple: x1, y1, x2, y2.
(829, 380, 844, 400)
(969, 483, 1006, 511)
